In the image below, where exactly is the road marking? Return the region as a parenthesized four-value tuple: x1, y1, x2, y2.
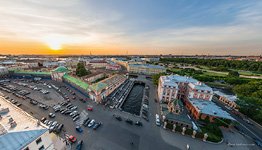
(76, 110, 88, 125)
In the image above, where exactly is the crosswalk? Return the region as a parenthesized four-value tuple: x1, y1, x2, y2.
(75, 110, 88, 126)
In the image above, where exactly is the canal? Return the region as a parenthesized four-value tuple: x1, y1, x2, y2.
(121, 82, 145, 116)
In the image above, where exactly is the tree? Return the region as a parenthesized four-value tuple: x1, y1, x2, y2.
(228, 71, 239, 77)
(76, 62, 91, 77)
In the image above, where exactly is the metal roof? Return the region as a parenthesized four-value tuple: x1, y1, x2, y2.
(188, 98, 235, 120)
(0, 129, 47, 150)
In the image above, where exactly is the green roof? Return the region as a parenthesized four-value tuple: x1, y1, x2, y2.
(90, 82, 108, 92)
(52, 66, 68, 73)
(63, 74, 89, 90)
(13, 70, 51, 75)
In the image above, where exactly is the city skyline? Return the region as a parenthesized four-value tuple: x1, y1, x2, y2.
(0, 0, 262, 55)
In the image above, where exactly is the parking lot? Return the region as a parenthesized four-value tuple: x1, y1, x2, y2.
(0, 77, 179, 150)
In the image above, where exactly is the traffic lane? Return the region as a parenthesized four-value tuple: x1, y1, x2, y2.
(214, 100, 262, 141)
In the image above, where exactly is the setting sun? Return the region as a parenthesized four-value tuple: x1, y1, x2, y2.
(47, 41, 62, 50)
(44, 36, 63, 50)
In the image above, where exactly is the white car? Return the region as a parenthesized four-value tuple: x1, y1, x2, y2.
(88, 119, 95, 128)
(155, 114, 160, 126)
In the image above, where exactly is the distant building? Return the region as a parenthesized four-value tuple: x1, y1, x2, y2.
(88, 60, 107, 68)
(43, 61, 65, 68)
(51, 66, 69, 82)
(0, 96, 66, 150)
(158, 75, 234, 122)
(0, 66, 8, 78)
(141, 57, 160, 62)
(106, 64, 121, 71)
(127, 64, 166, 75)
(88, 74, 127, 103)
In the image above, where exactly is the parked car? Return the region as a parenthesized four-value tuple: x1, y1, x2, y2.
(93, 122, 102, 130)
(16, 103, 22, 107)
(49, 113, 56, 118)
(73, 115, 79, 122)
(87, 106, 93, 111)
(88, 119, 95, 128)
(67, 135, 77, 143)
(44, 120, 49, 124)
(135, 121, 143, 126)
(76, 126, 83, 133)
(76, 140, 83, 150)
(254, 139, 262, 148)
(83, 119, 91, 127)
(41, 117, 46, 122)
(56, 124, 64, 133)
(114, 115, 122, 121)
(125, 119, 133, 125)
(155, 114, 161, 126)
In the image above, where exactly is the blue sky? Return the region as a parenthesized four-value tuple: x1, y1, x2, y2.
(0, 0, 261, 55)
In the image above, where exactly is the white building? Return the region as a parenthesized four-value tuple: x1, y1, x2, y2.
(0, 66, 8, 77)
(43, 61, 66, 68)
(0, 95, 66, 150)
(158, 75, 213, 102)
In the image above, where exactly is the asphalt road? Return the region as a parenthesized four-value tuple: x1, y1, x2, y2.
(213, 99, 262, 142)
(0, 78, 180, 150)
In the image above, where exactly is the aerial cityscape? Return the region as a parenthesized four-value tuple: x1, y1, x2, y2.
(0, 1, 262, 150)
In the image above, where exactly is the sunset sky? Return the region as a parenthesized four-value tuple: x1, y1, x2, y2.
(0, 0, 262, 55)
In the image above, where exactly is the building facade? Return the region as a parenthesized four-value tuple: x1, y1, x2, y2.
(128, 64, 166, 75)
(214, 91, 238, 109)
(88, 75, 127, 103)
(158, 75, 234, 122)
(0, 66, 8, 78)
(51, 66, 69, 82)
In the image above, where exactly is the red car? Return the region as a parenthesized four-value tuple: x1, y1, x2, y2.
(67, 135, 77, 143)
(87, 106, 93, 111)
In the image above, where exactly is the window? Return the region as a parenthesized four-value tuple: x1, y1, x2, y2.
(24, 147, 29, 150)
(36, 138, 42, 144)
(39, 145, 44, 150)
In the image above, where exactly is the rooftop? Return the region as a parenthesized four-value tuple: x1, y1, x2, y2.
(0, 95, 48, 150)
(63, 74, 89, 90)
(52, 66, 68, 73)
(13, 70, 51, 75)
(188, 98, 235, 120)
(214, 91, 238, 102)
(89, 74, 126, 92)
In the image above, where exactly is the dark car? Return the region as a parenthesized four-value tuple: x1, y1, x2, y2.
(16, 103, 22, 107)
(76, 126, 83, 133)
(49, 113, 56, 118)
(125, 119, 133, 125)
(135, 121, 143, 126)
(76, 140, 83, 150)
(41, 117, 46, 122)
(93, 122, 102, 130)
(254, 139, 262, 148)
(56, 124, 64, 133)
(114, 115, 122, 121)
(73, 115, 80, 122)
(83, 119, 91, 127)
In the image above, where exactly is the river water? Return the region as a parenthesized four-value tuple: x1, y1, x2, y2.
(121, 83, 145, 116)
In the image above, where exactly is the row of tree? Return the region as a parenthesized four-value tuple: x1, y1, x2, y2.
(160, 58, 262, 72)
(233, 81, 262, 124)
